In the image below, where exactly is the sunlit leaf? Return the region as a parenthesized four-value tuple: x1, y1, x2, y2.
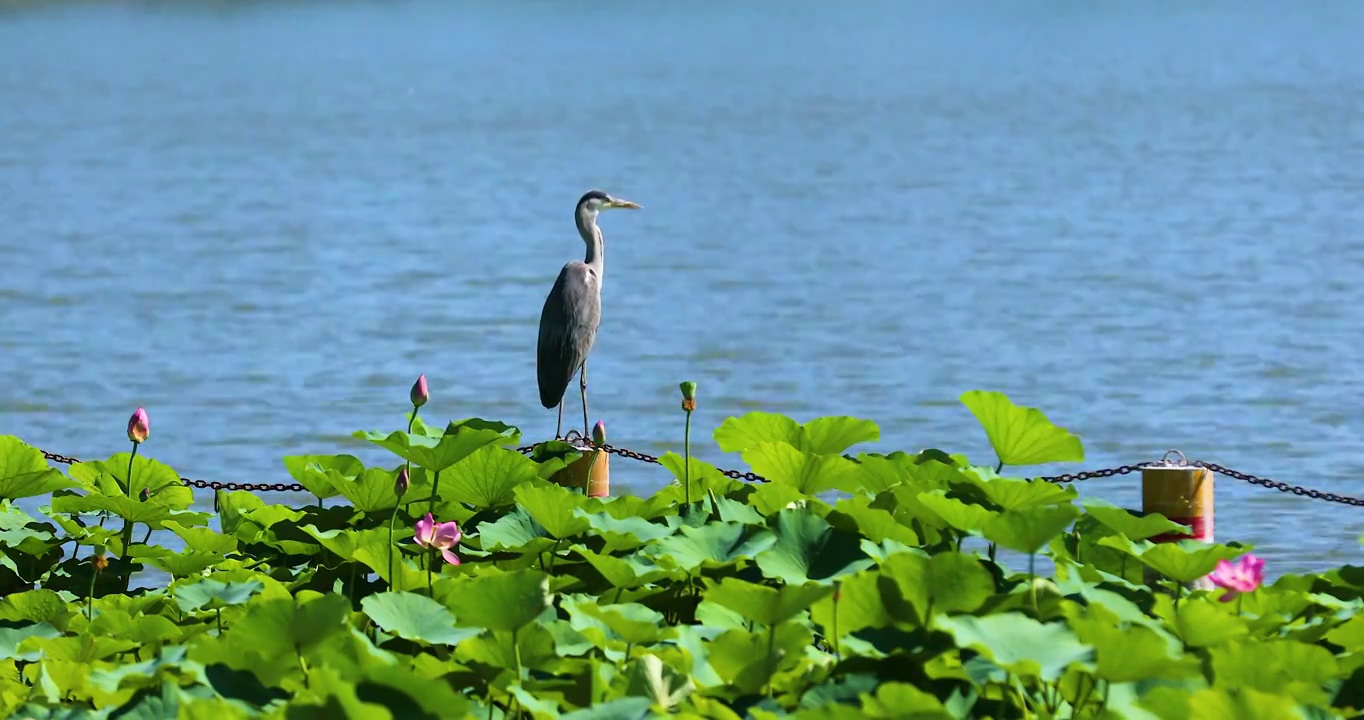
(755, 509, 873, 584)
(361, 591, 481, 646)
(440, 445, 540, 509)
(444, 569, 552, 632)
(1097, 535, 1246, 584)
(515, 482, 594, 539)
(959, 390, 1085, 467)
(281, 454, 364, 500)
(881, 551, 995, 623)
(0, 436, 78, 499)
(982, 503, 1082, 554)
(740, 442, 862, 495)
(714, 412, 879, 455)
(705, 577, 833, 627)
(354, 424, 509, 473)
(933, 612, 1093, 681)
(1081, 497, 1192, 541)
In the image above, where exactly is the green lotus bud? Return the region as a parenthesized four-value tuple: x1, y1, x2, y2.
(679, 381, 697, 412)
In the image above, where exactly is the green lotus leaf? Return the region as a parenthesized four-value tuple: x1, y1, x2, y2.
(964, 472, 1078, 510)
(354, 422, 510, 473)
(1097, 535, 1246, 584)
(657, 451, 746, 502)
(68, 452, 195, 511)
(560, 697, 654, 720)
(1139, 685, 1312, 720)
(643, 521, 776, 572)
(281, 454, 364, 500)
(444, 569, 552, 632)
(160, 520, 237, 555)
(579, 510, 674, 552)
(439, 444, 540, 509)
(704, 577, 833, 627)
(914, 490, 999, 535)
(0, 436, 78, 499)
(705, 623, 812, 695)
(515, 481, 594, 539)
(1208, 638, 1340, 705)
(361, 591, 480, 646)
(809, 568, 892, 638)
(1067, 603, 1191, 683)
(575, 548, 675, 589)
(933, 612, 1093, 681)
(130, 545, 224, 577)
(1169, 597, 1251, 648)
(329, 466, 408, 514)
(825, 494, 919, 546)
(982, 503, 1082, 554)
(1081, 497, 1192, 541)
(860, 682, 952, 718)
(740, 442, 861, 495)
(755, 509, 874, 585)
(960, 390, 1085, 467)
(445, 417, 523, 446)
(0, 622, 60, 662)
(571, 601, 669, 646)
(478, 507, 555, 554)
(0, 590, 73, 627)
(173, 578, 265, 613)
(881, 550, 995, 624)
(714, 412, 879, 455)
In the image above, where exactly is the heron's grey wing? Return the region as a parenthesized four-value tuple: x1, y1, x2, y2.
(537, 262, 601, 409)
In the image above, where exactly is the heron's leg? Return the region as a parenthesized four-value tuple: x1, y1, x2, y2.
(555, 401, 564, 440)
(579, 362, 590, 439)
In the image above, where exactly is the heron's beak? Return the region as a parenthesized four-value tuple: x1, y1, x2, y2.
(607, 197, 641, 210)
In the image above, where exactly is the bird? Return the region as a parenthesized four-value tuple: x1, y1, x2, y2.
(536, 189, 641, 441)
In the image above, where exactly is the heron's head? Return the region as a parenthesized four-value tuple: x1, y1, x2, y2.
(577, 189, 641, 216)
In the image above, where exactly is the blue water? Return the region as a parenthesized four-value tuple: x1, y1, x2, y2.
(3, 0, 1363, 575)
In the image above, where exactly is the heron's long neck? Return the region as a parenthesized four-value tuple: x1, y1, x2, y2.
(576, 210, 605, 279)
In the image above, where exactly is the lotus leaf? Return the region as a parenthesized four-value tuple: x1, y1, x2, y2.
(960, 390, 1085, 467)
(0, 436, 78, 500)
(714, 412, 879, 455)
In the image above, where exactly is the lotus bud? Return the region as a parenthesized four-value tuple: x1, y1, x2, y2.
(395, 466, 409, 497)
(410, 374, 429, 408)
(127, 407, 149, 444)
(679, 381, 697, 413)
(92, 553, 108, 572)
(592, 420, 606, 448)
(139, 488, 149, 502)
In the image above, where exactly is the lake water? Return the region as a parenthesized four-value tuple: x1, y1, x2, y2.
(3, 0, 1363, 577)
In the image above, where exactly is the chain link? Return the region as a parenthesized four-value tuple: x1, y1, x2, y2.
(35, 446, 1363, 508)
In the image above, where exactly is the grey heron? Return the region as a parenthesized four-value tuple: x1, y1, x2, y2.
(537, 189, 641, 440)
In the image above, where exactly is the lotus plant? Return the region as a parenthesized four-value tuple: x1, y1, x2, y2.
(1209, 553, 1264, 612)
(121, 407, 149, 562)
(413, 511, 461, 593)
(389, 466, 409, 589)
(680, 381, 697, 508)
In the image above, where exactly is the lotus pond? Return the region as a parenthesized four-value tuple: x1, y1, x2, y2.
(0, 387, 1361, 719)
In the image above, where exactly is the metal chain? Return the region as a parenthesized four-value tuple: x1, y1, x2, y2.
(1035, 465, 1143, 484)
(34, 446, 1362, 507)
(1192, 460, 1364, 507)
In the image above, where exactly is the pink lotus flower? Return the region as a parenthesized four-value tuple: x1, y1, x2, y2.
(394, 466, 409, 496)
(1209, 553, 1264, 602)
(127, 407, 149, 444)
(410, 374, 429, 408)
(413, 512, 461, 565)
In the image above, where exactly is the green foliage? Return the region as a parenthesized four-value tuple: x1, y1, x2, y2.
(0, 392, 1358, 718)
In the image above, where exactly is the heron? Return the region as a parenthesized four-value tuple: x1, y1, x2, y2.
(537, 189, 641, 440)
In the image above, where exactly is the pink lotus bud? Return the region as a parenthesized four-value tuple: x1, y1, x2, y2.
(592, 420, 606, 447)
(410, 374, 429, 408)
(395, 466, 409, 496)
(127, 407, 149, 444)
